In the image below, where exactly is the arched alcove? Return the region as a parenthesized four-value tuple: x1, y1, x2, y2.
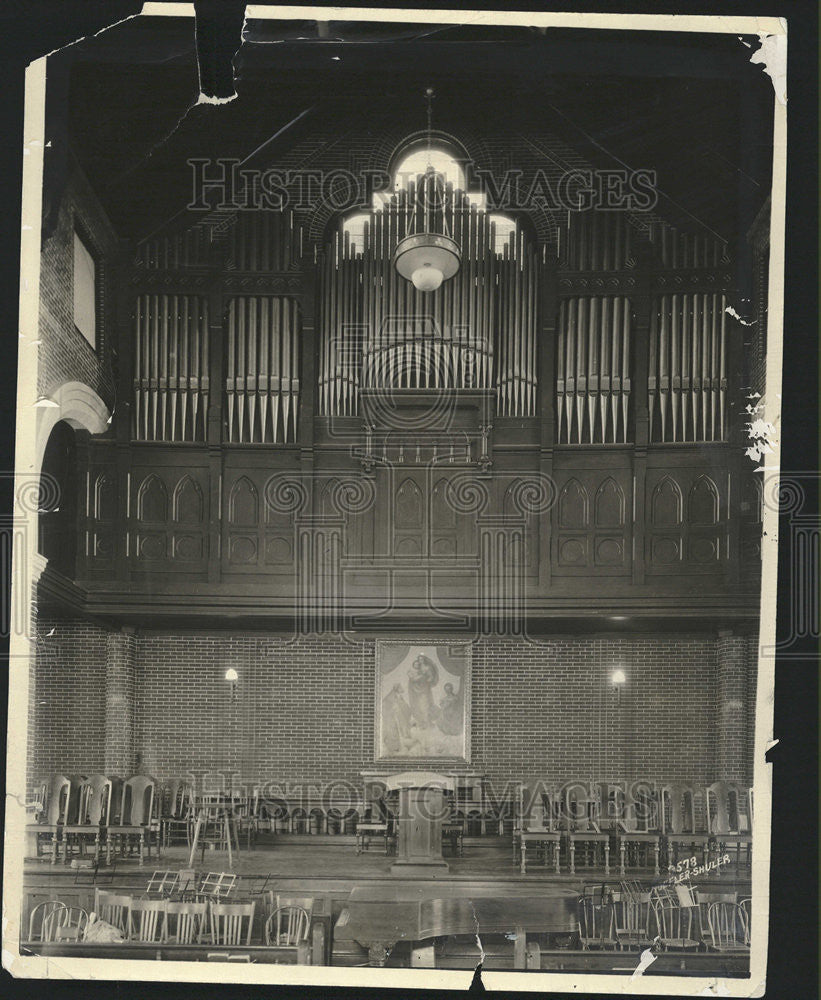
(38, 420, 79, 578)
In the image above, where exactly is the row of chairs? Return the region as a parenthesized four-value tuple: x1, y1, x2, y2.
(30, 774, 157, 866)
(28, 774, 260, 865)
(579, 883, 751, 953)
(28, 890, 311, 948)
(511, 779, 753, 875)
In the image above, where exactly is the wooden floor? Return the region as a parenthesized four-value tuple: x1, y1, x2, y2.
(23, 835, 753, 893)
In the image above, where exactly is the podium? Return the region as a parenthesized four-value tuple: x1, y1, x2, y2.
(385, 771, 454, 876)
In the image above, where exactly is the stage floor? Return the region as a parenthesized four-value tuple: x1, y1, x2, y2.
(23, 837, 753, 894)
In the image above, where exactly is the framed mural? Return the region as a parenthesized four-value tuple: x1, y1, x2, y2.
(375, 642, 471, 762)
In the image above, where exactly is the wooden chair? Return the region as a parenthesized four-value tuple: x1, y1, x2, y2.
(578, 888, 617, 950)
(235, 788, 262, 848)
(210, 901, 256, 946)
(650, 885, 700, 950)
(160, 779, 193, 848)
(107, 775, 158, 866)
(127, 898, 166, 942)
(739, 896, 752, 942)
(31, 774, 81, 864)
(705, 781, 752, 873)
(62, 773, 118, 866)
(659, 782, 711, 872)
(563, 782, 610, 875)
(513, 782, 561, 874)
(618, 782, 661, 876)
(28, 900, 67, 942)
(611, 884, 653, 950)
(355, 798, 394, 855)
(52, 906, 89, 942)
(694, 890, 737, 940)
(93, 889, 132, 933)
(706, 901, 750, 952)
(163, 901, 209, 944)
(265, 905, 310, 946)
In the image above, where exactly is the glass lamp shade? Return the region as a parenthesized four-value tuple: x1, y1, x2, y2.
(393, 232, 461, 292)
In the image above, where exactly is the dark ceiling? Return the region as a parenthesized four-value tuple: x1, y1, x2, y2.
(46, 13, 774, 245)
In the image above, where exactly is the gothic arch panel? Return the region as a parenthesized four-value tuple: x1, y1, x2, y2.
(94, 472, 116, 522)
(229, 476, 258, 526)
(395, 478, 423, 529)
(688, 475, 719, 525)
(558, 478, 589, 529)
(137, 474, 168, 523)
(651, 477, 682, 526)
(173, 475, 204, 523)
(594, 477, 625, 527)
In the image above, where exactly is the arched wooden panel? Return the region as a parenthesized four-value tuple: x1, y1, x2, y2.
(173, 475, 203, 523)
(741, 475, 763, 523)
(558, 478, 589, 529)
(137, 474, 168, 523)
(395, 536, 421, 557)
(395, 478, 423, 529)
(651, 476, 682, 526)
(594, 477, 625, 527)
(94, 472, 116, 522)
(431, 477, 456, 530)
(228, 476, 258, 526)
(688, 475, 719, 525)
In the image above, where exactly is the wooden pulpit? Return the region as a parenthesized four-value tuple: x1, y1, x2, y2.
(386, 771, 454, 876)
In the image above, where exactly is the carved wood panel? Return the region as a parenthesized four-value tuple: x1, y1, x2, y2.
(646, 469, 728, 574)
(131, 468, 208, 571)
(552, 470, 631, 576)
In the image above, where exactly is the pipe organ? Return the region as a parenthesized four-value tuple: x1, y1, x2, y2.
(136, 211, 305, 271)
(133, 293, 210, 442)
(649, 293, 727, 443)
(556, 296, 632, 444)
(560, 211, 635, 271)
(225, 296, 301, 444)
(318, 178, 538, 417)
(647, 220, 728, 269)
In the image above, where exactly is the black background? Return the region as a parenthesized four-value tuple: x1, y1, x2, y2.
(0, 3, 816, 1000)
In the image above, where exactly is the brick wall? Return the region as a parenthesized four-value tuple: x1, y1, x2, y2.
(38, 159, 117, 407)
(28, 623, 756, 793)
(28, 619, 109, 790)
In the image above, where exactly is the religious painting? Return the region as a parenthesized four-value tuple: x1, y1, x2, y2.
(375, 642, 470, 761)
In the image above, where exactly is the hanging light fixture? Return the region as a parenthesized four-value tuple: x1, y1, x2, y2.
(392, 87, 461, 292)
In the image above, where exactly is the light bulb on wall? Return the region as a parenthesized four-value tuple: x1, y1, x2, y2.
(611, 669, 626, 686)
(224, 667, 239, 699)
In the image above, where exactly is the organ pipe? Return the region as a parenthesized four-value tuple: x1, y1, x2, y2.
(133, 294, 209, 442)
(318, 180, 538, 417)
(225, 297, 301, 443)
(650, 293, 727, 443)
(556, 295, 631, 444)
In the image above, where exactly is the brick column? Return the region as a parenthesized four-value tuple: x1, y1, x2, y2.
(715, 629, 749, 782)
(105, 627, 136, 775)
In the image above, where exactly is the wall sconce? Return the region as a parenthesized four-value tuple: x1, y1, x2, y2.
(611, 669, 626, 705)
(224, 667, 239, 699)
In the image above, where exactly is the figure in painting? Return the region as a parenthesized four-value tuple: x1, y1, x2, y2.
(436, 681, 463, 736)
(407, 654, 440, 729)
(381, 683, 415, 754)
